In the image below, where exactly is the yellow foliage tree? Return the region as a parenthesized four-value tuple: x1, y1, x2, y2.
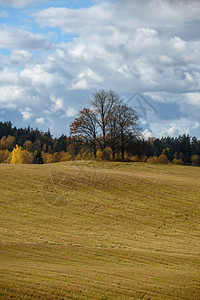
(11, 145, 23, 164)
(52, 152, 59, 163)
(58, 151, 72, 162)
(0, 135, 15, 151)
(0, 150, 11, 164)
(22, 150, 34, 164)
(23, 140, 33, 152)
(96, 149, 103, 160)
(47, 154, 53, 163)
(67, 144, 76, 160)
(41, 152, 53, 163)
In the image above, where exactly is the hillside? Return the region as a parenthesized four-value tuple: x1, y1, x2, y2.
(0, 161, 199, 299)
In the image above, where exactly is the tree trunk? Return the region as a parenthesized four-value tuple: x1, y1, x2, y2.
(112, 151, 115, 159)
(121, 149, 125, 160)
(94, 146, 97, 158)
(121, 130, 125, 160)
(103, 125, 106, 150)
(93, 135, 97, 158)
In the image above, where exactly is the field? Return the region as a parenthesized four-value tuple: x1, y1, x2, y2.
(0, 161, 199, 299)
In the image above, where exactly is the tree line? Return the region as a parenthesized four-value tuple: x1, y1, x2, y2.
(1, 90, 200, 165)
(0, 121, 68, 164)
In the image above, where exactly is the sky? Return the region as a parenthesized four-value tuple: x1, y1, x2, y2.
(0, 0, 200, 138)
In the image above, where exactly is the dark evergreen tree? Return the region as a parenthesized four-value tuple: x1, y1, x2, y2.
(33, 151, 44, 164)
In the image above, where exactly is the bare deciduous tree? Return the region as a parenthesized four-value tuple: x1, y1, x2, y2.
(115, 104, 141, 159)
(70, 108, 98, 158)
(70, 90, 142, 160)
(90, 90, 121, 150)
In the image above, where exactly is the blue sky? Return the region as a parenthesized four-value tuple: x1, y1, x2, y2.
(0, 0, 200, 137)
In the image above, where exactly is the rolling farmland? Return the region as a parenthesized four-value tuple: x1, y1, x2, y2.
(0, 161, 199, 299)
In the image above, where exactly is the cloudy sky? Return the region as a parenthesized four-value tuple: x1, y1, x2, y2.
(0, 0, 200, 137)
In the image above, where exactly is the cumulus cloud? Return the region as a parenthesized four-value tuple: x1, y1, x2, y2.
(34, 3, 200, 93)
(35, 5, 113, 35)
(0, 68, 19, 85)
(0, 50, 34, 67)
(36, 1, 200, 40)
(10, 50, 33, 65)
(0, 85, 23, 108)
(36, 117, 45, 125)
(148, 118, 200, 139)
(0, 0, 47, 7)
(0, 26, 52, 50)
(21, 107, 33, 120)
(114, 0, 200, 21)
(0, 0, 200, 137)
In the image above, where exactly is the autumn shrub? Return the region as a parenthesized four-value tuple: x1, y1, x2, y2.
(130, 155, 139, 162)
(157, 154, 169, 164)
(58, 151, 72, 162)
(191, 155, 200, 166)
(75, 153, 82, 160)
(147, 156, 158, 164)
(81, 150, 94, 160)
(140, 155, 148, 162)
(174, 152, 184, 160)
(0, 150, 11, 163)
(124, 152, 132, 160)
(172, 158, 183, 165)
(115, 153, 122, 160)
(147, 155, 168, 164)
(130, 155, 148, 162)
(96, 150, 103, 160)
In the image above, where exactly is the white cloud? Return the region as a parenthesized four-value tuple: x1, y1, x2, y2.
(0, 26, 52, 50)
(35, 1, 200, 42)
(20, 64, 54, 87)
(0, 85, 23, 108)
(35, 5, 113, 35)
(0, 68, 19, 84)
(113, 0, 200, 25)
(149, 118, 200, 138)
(21, 107, 32, 120)
(70, 69, 103, 90)
(36, 117, 45, 125)
(10, 50, 33, 65)
(0, 0, 200, 137)
(50, 96, 64, 112)
(66, 107, 76, 117)
(0, 0, 47, 7)
(34, 3, 200, 94)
